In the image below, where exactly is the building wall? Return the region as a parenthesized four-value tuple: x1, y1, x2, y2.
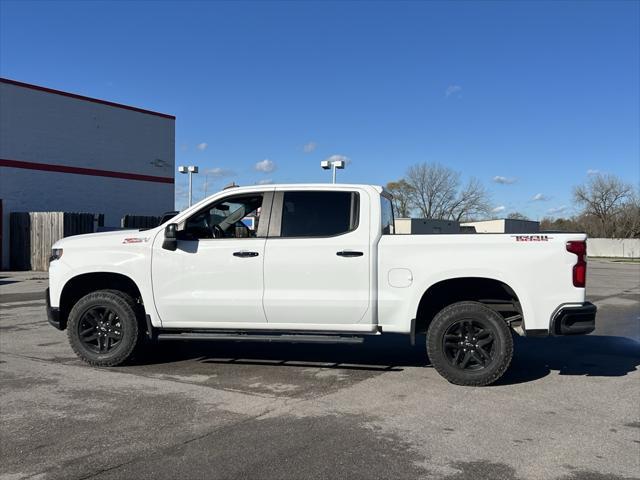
(502, 219, 540, 234)
(588, 238, 640, 259)
(0, 79, 175, 269)
(461, 219, 540, 233)
(460, 220, 505, 233)
(410, 218, 460, 234)
(394, 218, 412, 234)
(393, 218, 461, 234)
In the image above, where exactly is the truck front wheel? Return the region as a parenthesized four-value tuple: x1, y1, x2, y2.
(426, 301, 513, 386)
(67, 290, 140, 367)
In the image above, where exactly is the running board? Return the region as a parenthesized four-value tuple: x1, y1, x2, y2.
(156, 331, 365, 344)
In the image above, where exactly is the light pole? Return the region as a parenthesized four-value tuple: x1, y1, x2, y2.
(178, 165, 199, 207)
(320, 159, 345, 183)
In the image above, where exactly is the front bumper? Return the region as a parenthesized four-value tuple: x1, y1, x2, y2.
(45, 288, 64, 330)
(551, 302, 597, 335)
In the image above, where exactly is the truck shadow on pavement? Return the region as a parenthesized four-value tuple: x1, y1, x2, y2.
(135, 334, 426, 372)
(495, 334, 640, 385)
(132, 333, 640, 385)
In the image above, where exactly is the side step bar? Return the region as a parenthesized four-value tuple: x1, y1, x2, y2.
(157, 332, 365, 344)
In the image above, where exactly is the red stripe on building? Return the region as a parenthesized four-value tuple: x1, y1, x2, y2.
(0, 78, 176, 120)
(0, 159, 175, 184)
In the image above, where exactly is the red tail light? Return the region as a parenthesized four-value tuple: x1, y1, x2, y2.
(566, 241, 587, 288)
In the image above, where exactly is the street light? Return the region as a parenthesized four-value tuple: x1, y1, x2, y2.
(321, 159, 345, 183)
(178, 165, 198, 207)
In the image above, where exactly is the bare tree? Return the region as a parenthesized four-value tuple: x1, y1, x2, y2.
(404, 162, 491, 220)
(614, 194, 640, 238)
(507, 212, 530, 220)
(540, 216, 581, 232)
(573, 173, 634, 237)
(447, 178, 491, 221)
(386, 180, 413, 217)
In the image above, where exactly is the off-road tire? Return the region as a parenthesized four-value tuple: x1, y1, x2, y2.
(67, 290, 140, 367)
(426, 301, 513, 386)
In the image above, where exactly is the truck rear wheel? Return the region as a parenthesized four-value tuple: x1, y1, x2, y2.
(426, 301, 513, 386)
(67, 290, 140, 367)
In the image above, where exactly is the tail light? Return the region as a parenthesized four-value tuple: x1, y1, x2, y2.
(566, 241, 587, 288)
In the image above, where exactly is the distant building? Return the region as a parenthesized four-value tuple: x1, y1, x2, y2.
(461, 219, 540, 234)
(393, 217, 541, 235)
(0, 78, 175, 269)
(395, 218, 461, 234)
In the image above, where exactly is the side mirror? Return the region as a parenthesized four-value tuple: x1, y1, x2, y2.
(162, 223, 178, 251)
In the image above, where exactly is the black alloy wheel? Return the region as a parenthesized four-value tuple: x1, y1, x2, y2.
(442, 319, 497, 371)
(67, 290, 141, 367)
(427, 301, 513, 386)
(77, 306, 124, 354)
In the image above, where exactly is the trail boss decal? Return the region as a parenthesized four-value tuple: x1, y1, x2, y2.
(512, 235, 552, 242)
(122, 237, 149, 244)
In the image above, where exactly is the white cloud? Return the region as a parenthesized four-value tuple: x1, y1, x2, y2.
(445, 85, 462, 98)
(205, 167, 234, 178)
(587, 169, 600, 175)
(256, 179, 273, 185)
(532, 193, 550, 201)
(255, 158, 276, 173)
(493, 176, 517, 185)
(303, 141, 317, 153)
(196, 142, 208, 151)
(492, 205, 506, 213)
(324, 154, 351, 165)
(547, 205, 568, 215)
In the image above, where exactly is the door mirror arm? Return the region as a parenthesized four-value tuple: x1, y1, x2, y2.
(162, 223, 178, 251)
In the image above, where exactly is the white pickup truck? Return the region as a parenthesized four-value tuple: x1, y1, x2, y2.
(46, 184, 596, 386)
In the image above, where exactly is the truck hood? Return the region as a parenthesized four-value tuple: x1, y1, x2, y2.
(52, 229, 158, 249)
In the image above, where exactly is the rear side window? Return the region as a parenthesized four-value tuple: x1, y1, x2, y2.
(279, 191, 359, 237)
(381, 195, 395, 234)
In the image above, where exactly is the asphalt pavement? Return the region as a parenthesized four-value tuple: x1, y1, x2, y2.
(1, 260, 638, 480)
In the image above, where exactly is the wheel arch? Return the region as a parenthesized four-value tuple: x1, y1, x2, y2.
(415, 277, 524, 336)
(58, 272, 144, 330)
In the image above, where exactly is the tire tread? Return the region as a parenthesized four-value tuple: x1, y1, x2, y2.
(426, 301, 513, 386)
(67, 290, 140, 367)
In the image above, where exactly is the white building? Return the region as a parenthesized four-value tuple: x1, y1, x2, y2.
(461, 219, 540, 233)
(0, 78, 175, 269)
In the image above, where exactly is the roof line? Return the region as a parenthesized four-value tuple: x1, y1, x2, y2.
(0, 77, 176, 120)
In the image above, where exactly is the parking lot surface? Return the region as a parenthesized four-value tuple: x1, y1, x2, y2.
(1, 260, 639, 480)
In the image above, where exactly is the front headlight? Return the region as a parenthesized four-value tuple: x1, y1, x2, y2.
(50, 248, 63, 262)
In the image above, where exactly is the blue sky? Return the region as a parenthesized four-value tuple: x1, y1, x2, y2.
(1, 0, 638, 218)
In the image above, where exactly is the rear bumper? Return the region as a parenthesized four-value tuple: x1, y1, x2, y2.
(45, 288, 63, 330)
(550, 302, 597, 335)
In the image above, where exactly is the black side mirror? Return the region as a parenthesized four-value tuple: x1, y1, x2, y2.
(162, 223, 178, 251)
(159, 211, 179, 225)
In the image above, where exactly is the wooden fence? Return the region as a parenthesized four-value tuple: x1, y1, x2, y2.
(9, 212, 102, 271)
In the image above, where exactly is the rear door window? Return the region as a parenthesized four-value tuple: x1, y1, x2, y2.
(278, 191, 359, 238)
